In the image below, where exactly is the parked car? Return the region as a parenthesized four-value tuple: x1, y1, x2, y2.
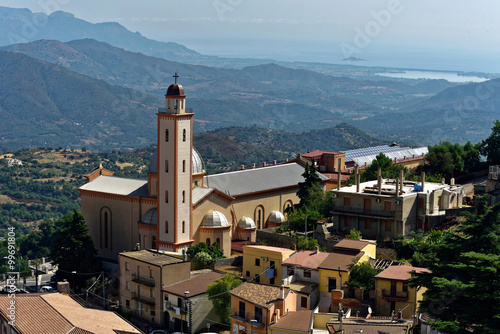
(40, 286, 55, 293)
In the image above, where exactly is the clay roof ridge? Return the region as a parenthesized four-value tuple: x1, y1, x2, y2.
(39, 295, 81, 333)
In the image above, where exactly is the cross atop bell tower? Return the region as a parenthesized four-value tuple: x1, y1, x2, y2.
(173, 72, 179, 84)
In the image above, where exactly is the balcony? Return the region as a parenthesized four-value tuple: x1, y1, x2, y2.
(164, 301, 187, 314)
(331, 205, 395, 219)
(132, 274, 155, 287)
(382, 289, 408, 300)
(131, 292, 156, 306)
(229, 311, 264, 326)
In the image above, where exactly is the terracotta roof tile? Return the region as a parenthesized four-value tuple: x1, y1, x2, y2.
(282, 250, 329, 269)
(375, 265, 430, 281)
(317, 251, 364, 272)
(269, 310, 313, 333)
(163, 271, 225, 297)
(229, 282, 289, 309)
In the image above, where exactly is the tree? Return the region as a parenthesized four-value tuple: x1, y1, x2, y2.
(186, 242, 224, 261)
(361, 153, 406, 182)
(295, 236, 321, 251)
(347, 262, 381, 296)
(412, 196, 500, 333)
(345, 229, 362, 240)
(192, 251, 213, 270)
(207, 274, 242, 324)
(296, 160, 323, 208)
(50, 209, 101, 289)
(481, 120, 500, 165)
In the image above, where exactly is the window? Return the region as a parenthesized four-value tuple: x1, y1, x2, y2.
(384, 201, 392, 211)
(104, 211, 109, 249)
(150, 269, 153, 278)
(183, 160, 186, 172)
(152, 236, 156, 249)
(126, 281, 130, 291)
(246, 271, 250, 277)
(345, 216, 351, 227)
(165, 191, 168, 203)
(206, 238, 211, 247)
(151, 310, 155, 317)
(255, 306, 263, 323)
(165, 129, 169, 142)
(303, 270, 311, 278)
(182, 191, 185, 203)
(403, 283, 408, 292)
(126, 300, 130, 309)
(182, 221, 185, 233)
(216, 238, 220, 246)
(165, 160, 168, 173)
(365, 218, 372, 230)
(328, 278, 337, 292)
(239, 301, 245, 318)
(385, 220, 392, 232)
(150, 288, 154, 298)
(183, 129, 186, 142)
(165, 221, 168, 233)
(255, 258, 260, 267)
(301, 296, 308, 308)
(344, 197, 351, 206)
(255, 275, 260, 283)
(255, 206, 264, 229)
(125, 262, 129, 271)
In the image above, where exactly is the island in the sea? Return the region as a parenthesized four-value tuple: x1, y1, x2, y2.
(342, 56, 366, 61)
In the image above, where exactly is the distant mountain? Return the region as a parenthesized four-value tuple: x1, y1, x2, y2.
(0, 50, 160, 151)
(353, 78, 500, 145)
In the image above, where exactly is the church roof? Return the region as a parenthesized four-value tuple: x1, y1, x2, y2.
(166, 83, 185, 97)
(205, 162, 328, 197)
(79, 175, 148, 197)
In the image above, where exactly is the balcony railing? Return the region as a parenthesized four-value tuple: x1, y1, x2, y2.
(164, 301, 187, 314)
(331, 205, 395, 218)
(132, 274, 155, 287)
(131, 292, 156, 306)
(382, 289, 408, 300)
(230, 311, 264, 326)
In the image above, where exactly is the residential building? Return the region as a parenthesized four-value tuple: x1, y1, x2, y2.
(162, 270, 224, 334)
(229, 282, 297, 334)
(281, 249, 329, 310)
(79, 75, 327, 269)
(316, 250, 368, 312)
(374, 265, 430, 319)
(242, 245, 296, 285)
(0, 293, 141, 334)
(119, 249, 191, 326)
(331, 176, 464, 239)
(268, 310, 314, 334)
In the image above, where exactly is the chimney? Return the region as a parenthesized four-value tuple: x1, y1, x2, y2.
(273, 160, 277, 165)
(263, 162, 267, 167)
(314, 246, 319, 254)
(450, 178, 455, 186)
(280, 285, 285, 300)
(395, 177, 399, 196)
(422, 172, 425, 192)
(241, 165, 245, 170)
(355, 165, 360, 193)
(252, 163, 256, 169)
(285, 158, 289, 162)
(377, 168, 382, 194)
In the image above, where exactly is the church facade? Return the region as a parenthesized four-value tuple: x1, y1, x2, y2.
(79, 76, 327, 264)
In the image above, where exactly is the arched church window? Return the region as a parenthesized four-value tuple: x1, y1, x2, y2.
(165, 191, 168, 203)
(174, 99, 178, 109)
(165, 129, 169, 142)
(216, 238, 221, 247)
(104, 212, 109, 249)
(183, 129, 186, 142)
(100, 207, 112, 250)
(206, 238, 211, 247)
(182, 191, 185, 203)
(254, 205, 264, 230)
(165, 160, 168, 173)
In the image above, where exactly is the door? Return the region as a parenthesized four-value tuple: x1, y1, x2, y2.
(364, 198, 371, 213)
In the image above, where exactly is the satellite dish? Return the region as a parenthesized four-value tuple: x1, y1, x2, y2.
(368, 306, 372, 314)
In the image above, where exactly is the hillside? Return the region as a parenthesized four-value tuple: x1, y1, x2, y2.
(0, 51, 160, 152)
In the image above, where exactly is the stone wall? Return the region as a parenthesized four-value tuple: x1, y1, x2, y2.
(256, 229, 294, 249)
(376, 247, 398, 260)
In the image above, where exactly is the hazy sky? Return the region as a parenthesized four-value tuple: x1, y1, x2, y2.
(2, 0, 500, 70)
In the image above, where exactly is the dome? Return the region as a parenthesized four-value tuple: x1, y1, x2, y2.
(149, 148, 204, 174)
(140, 208, 157, 225)
(166, 83, 185, 97)
(267, 210, 286, 224)
(202, 210, 229, 227)
(238, 216, 256, 229)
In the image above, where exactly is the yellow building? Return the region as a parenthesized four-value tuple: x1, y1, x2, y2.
(79, 75, 328, 271)
(229, 282, 297, 334)
(118, 249, 191, 326)
(242, 245, 296, 286)
(374, 265, 430, 319)
(316, 248, 369, 312)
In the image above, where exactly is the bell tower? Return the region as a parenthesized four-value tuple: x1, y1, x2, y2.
(156, 73, 194, 252)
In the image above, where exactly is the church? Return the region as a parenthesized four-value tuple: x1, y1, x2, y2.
(79, 75, 327, 267)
